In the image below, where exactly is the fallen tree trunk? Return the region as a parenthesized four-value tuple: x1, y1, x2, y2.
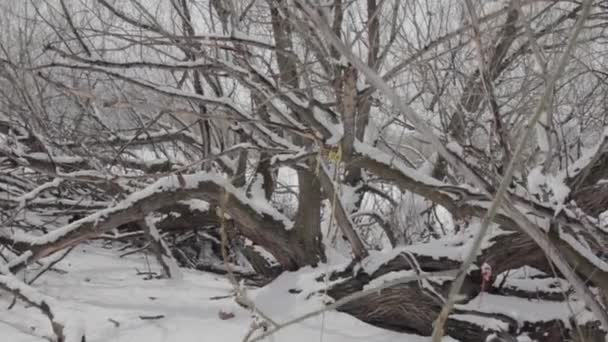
(317, 229, 606, 342)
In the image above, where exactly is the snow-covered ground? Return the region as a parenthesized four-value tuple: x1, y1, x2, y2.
(0, 243, 456, 342)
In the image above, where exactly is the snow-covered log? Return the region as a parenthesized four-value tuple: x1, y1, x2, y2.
(317, 233, 606, 341)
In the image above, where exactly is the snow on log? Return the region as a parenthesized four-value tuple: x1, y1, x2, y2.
(313, 231, 606, 342)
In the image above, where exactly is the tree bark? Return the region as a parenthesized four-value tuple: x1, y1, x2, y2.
(318, 230, 604, 341)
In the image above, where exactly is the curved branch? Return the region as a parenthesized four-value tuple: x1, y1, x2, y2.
(1, 172, 300, 271)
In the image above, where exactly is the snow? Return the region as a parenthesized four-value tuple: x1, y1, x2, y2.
(242, 239, 280, 268)
(501, 266, 548, 279)
(493, 269, 570, 295)
(58, 169, 113, 179)
(535, 121, 550, 153)
(180, 199, 210, 213)
(312, 106, 344, 145)
(527, 166, 545, 196)
(417, 156, 435, 176)
(361, 220, 505, 275)
(494, 276, 570, 294)
(249, 174, 266, 202)
(531, 55, 546, 75)
(6, 251, 33, 269)
(341, 185, 358, 213)
(526, 166, 571, 214)
(354, 140, 449, 189)
(449, 314, 510, 332)
(0, 244, 458, 342)
(16, 178, 63, 204)
(269, 150, 309, 165)
(558, 226, 608, 272)
(0, 266, 85, 342)
(25, 152, 84, 164)
(446, 141, 464, 157)
(363, 270, 417, 290)
(517, 335, 533, 342)
(455, 293, 594, 328)
(362, 240, 459, 275)
(600, 211, 608, 231)
(251, 245, 279, 267)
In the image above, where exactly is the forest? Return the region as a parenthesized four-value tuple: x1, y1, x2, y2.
(0, 0, 607, 341)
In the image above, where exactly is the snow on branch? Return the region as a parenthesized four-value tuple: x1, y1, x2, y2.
(2, 172, 293, 270)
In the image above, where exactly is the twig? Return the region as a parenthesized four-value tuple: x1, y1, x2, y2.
(28, 247, 74, 285)
(139, 315, 165, 320)
(120, 242, 151, 258)
(107, 318, 120, 327)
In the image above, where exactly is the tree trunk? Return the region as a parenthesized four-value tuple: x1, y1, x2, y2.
(317, 229, 605, 341)
(269, 0, 326, 267)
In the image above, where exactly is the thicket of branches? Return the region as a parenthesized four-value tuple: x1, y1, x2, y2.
(1, 1, 608, 341)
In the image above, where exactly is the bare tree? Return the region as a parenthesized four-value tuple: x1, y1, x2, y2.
(1, 0, 608, 341)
